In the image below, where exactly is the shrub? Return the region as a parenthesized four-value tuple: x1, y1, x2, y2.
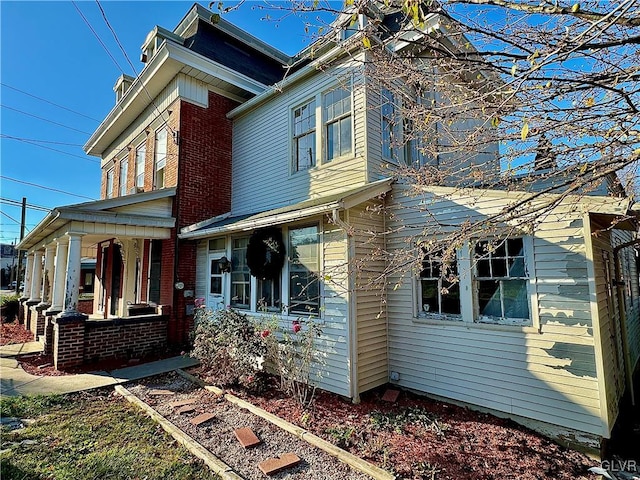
(190, 307, 267, 390)
(260, 316, 323, 409)
(1, 294, 20, 323)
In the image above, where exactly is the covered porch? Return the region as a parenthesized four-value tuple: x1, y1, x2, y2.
(17, 189, 176, 370)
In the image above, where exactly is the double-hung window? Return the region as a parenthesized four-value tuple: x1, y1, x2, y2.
(119, 158, 128, 196)
(475, 238, 530, 324)
(293, 100, 316, 171)
(106, 168, 114, 199)
(381, 88, 398, 160)
(324, 87, 352, 161)
(154, 127, 167, 189)
(418, 249, 460, 317)
(231, 237, 250, 309)
(135, 143, 146, 190)
(288, 225, 320, 315)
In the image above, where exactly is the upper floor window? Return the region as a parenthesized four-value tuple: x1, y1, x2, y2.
(475, 238, 530, 324)
(154, 127, 167, 189)
(418, 249, 460, 317)
(106, 168, 114, 199)
(135, 143, 146, 190)
(293, 100, 316, 171)
(119, 158, 128, 197)
(381, 88, 399, 160)
(324, 87, 352, 161)
(231, 237, 250, 309)
(288, 225, 320, 315)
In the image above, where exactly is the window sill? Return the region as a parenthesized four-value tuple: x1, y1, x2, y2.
(244, 309, 325, 324)
(290, 154, 357, 176)
(412, 316, 537, 333)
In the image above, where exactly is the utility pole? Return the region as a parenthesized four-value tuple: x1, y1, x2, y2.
(15, 197, 26, 295)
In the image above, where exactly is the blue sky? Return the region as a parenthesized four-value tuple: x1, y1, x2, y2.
(1, 0, 334, 245)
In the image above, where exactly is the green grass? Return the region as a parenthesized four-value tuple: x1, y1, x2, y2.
(0, 392, 219, 480)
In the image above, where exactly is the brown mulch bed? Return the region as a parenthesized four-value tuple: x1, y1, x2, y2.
(128, 372, 371, 480)
(0, 320, 34, 346)
(190, 368, 595, 480)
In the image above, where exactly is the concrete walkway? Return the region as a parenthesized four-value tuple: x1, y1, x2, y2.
(0, 342, 199, 397)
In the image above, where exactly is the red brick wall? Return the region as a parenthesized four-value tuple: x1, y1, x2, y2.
(77, 298, 94, 315)
(83, 318, 168, 363)
(54, 319, 86, 370)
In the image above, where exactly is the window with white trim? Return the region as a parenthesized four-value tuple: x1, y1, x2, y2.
(288, 225, 320, 315)
(154, 127, 167, 189)
(418, 249, 460, 317)
(135, 142, 146, 190)
(293, 100, 316, 171)
(324, 87, 352, 161)
(231, 237, 250, 309)
(474, 238, 530, 324)
(119, 158, 128, 196)
(106, 168, 114, 199)
(257, 276, 281, 312)
(381, 88, 399, 160)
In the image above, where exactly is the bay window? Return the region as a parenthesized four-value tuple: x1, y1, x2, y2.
(288, 225, 320, 315)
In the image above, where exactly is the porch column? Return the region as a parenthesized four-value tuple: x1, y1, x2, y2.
(61, 232, 85, 314)
(21, 252, 34, 300)
(27, 249, 44, 303)
(46, 237, 68, 315)
(39, 243, 56, 307)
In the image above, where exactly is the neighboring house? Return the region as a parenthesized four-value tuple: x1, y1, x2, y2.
(0, 244, 18, 287)
(17, 2, 638, 453)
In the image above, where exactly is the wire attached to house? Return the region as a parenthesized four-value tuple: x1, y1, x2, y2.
(1, 135, 100, 164)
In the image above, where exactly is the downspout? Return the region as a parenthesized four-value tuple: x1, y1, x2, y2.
(332, 207, 359, 401)
(613, 237, 640, 406)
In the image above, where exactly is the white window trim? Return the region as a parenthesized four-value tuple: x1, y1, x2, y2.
(153, 125, 168, 190)
(414, 246, 463, 322)
(204, 222, 325, 323)
(291, 98, 318, 173)
(106, 168, 115, 199)
(135, 140, 146, 191)
(412, 239, 539, 332)
(323, 83, 354, 163)
(119, 156, 128, 197)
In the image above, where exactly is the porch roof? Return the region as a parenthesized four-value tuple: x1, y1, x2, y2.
(18, 188, 176, 252)
(179, 178, 393, 240)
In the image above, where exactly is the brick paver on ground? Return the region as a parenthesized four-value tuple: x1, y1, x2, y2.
(168, 398, 197, 408)
(176, 405, 196, 414)
(190, 412, 215, 426)
(148, 389, 175, 396)
(258, 452, 301, 476)
(381, 389, 400, 403)
(234, 427, 261, 448)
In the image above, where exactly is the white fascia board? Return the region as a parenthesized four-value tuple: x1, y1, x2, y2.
(227, 43, 347, 119)
(84, 45, 179, 157)
(56, 209, 176, 228)
(17, 211, 61, 251)
(179, 203, 341, 240)
(164, 42, 267, 95)
(180, 211, 232, 235)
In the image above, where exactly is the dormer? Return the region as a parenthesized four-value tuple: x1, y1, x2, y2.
(113, 74, 135, 103)
(140, 25, 184, 64)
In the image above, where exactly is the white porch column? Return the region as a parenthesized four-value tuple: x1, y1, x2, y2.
(21, 252, 34, 300)
(27, 249, 44, 303)
(39, 243, 57, 307)
(47, 237, 68, 315)
(62, 232, 84, 313)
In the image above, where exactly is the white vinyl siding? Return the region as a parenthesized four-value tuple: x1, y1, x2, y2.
(348, 202, 389, 394)
(231, 60, 367, 216)
(386, 184, 609, 436)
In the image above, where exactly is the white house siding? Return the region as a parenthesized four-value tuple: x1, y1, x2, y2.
(111, 198, 174, 218)
(589, 227, 625, 433)
(195, 239, 208, 301)
(385, 184, 605, 436)
(317, 218, 352, 397)
(230, 61, 368, 216)
(347, 202, 389, 394)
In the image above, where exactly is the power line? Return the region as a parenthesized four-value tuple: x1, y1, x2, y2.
(2, 135, 100, 163)
(0, 104, 92, 135)
(71, 0, 126, 74)
(0, 176, 97, 201)
(94, 0, 177, 137)
(0, 198, 52, 212)
(1, 82, 101, 123)
(0, 134, 85, 147)
(0, 211, 30, 232)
